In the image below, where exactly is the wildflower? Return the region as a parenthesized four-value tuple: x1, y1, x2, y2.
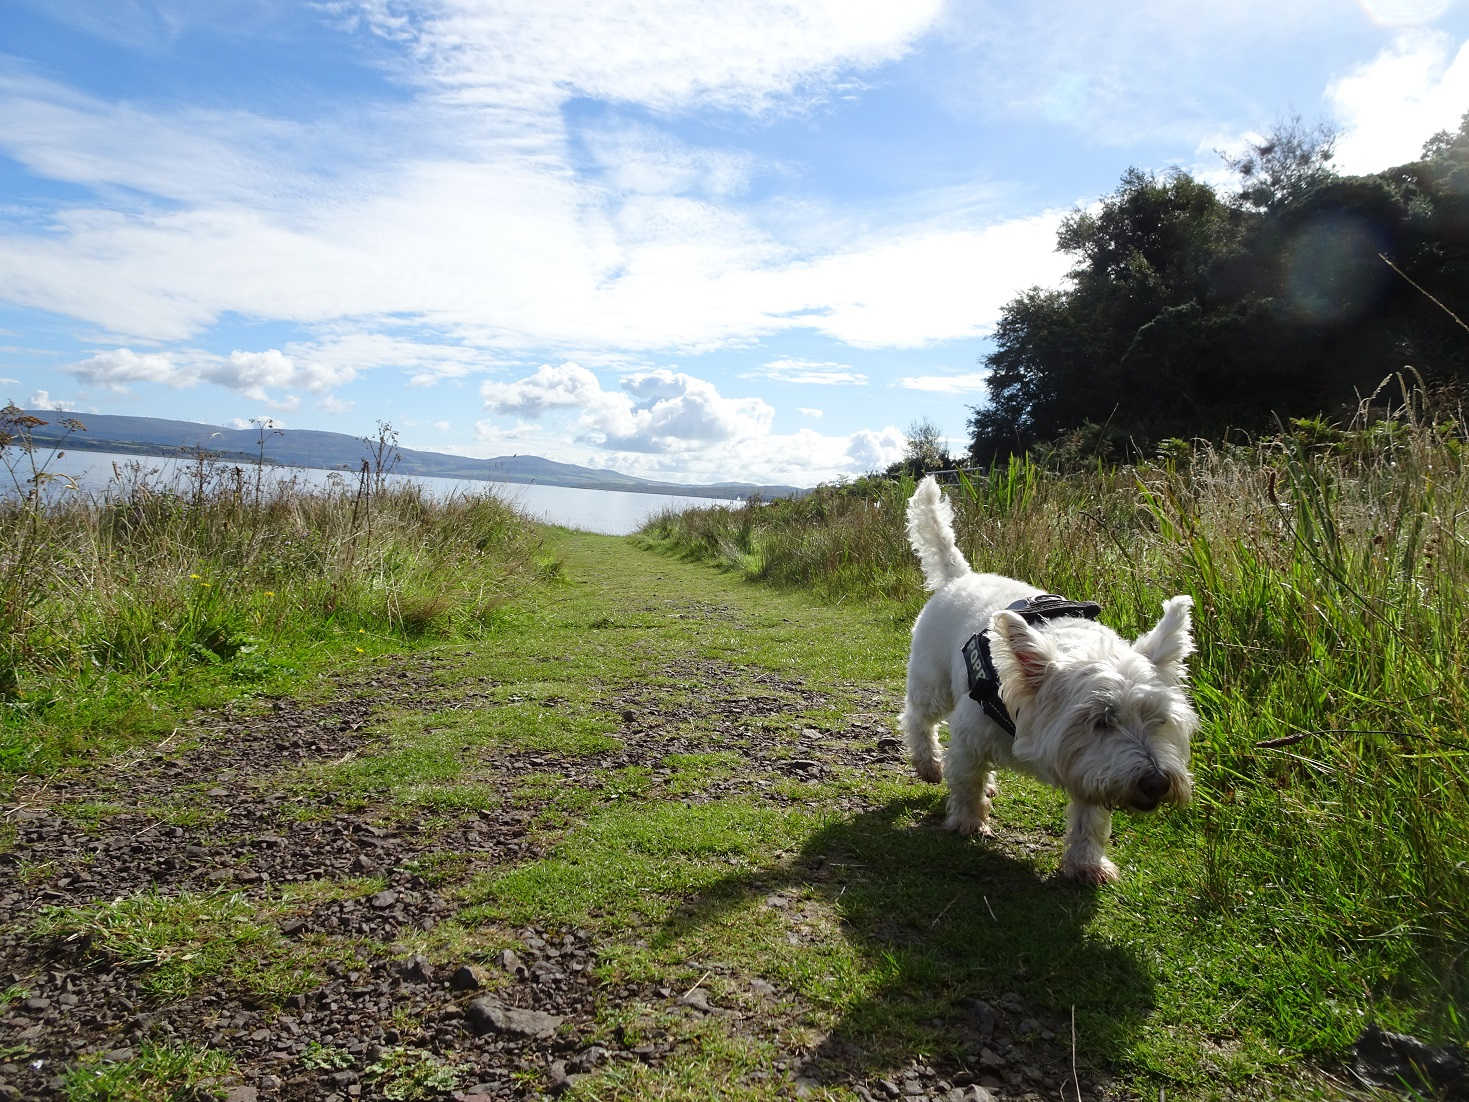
(189, 573, 201, 580)
(355, 646, 365, 653)
(264, 591, 275, 597)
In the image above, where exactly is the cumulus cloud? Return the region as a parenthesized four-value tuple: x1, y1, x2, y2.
(70, 348, 181, 389)
(481, 362, 611, 417)
(750, 358, 869, 386)
(844, 426, 907, 472)
(27, 389, 66, 410)
(1329, 31, 1469, 173)
(481, 362, 774, 453)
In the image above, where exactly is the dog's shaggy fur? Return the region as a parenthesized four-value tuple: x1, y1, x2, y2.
(898, 476, 1199, 883)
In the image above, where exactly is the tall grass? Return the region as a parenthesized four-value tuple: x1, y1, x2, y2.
(641, 386, 1469, 1053)
(0, 407, 547, 775)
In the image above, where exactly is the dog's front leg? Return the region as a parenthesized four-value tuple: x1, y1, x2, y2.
(1061, 801, 1118, 884)
(943, 732, 995, 837)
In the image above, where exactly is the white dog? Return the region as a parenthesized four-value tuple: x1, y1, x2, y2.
(898, 476, 1198, 884)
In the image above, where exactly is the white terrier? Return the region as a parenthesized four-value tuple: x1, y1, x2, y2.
(898, 476, 1198, 884)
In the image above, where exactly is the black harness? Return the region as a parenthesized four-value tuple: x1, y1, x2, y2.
(962, 594, 1101, 738)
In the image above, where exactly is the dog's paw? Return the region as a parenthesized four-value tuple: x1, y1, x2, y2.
(1062, 857, 1119, 885)
(945, 811, 993, 837)
(914, 759, 943, 784)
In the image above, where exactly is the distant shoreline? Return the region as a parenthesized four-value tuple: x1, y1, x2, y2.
(24, 431, 758, 502)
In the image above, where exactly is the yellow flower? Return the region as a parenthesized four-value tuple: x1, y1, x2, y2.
(264, 590, 275, 597)
(357, 628, 365, 634)
(355, 646, 365, 653)
(189, 573, 201, 580)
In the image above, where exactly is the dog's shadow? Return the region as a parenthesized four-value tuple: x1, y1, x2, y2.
(657, 796, 1154, 1090)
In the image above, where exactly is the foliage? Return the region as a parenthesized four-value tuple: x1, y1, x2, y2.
(1221, 115, 1338, 212)
(969, 114, 1469, 463)
(364, 1046, 462, 1101)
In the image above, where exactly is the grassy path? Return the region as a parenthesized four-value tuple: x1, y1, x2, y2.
(3, 530, 1354, 1100)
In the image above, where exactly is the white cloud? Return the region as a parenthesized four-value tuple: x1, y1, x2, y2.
(481, 362, 774, 454)
(0, 376, 19, 385)
(750, 358, 869, 386)
(27, 389, 66, 410)
(798, 407, 823, 418)
(320, 393, 356, 414)
(66, 345, 352, 403)
(469, 415, 906, 486)
(481, 362, 611, 417)
(1329, 31, 1469, 173)
(433, 419, 451, 432)
(69, 347, 180, 389)
(0, 13, 1068, 357)
(339, 0, 945, 115)
(844, 426, 907, 472)
(899, 371, 989, 393)
(582, 121, 759, 198)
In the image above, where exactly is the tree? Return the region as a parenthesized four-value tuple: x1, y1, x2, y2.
(1221, 116, 1337, 212)
(903, 418, 950, 472)
(968, 125, 1469, 466)
(970, 169, 1249, 462)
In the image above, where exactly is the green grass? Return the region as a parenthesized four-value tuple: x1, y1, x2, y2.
(0, 407, 546, 780)
(636, 402, 1469, 1085)
(32, 889, 335, 1001)
(63, 1041, 234, 1102)
(18, 399, 1467, 1099)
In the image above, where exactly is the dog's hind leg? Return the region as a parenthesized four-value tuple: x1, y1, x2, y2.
(1061, 801, 1118, 884)
(942, 725, 994, 836)
(898, 697, 945, 783)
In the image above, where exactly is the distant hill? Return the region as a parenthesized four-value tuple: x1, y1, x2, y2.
(16, 410, 803, 500)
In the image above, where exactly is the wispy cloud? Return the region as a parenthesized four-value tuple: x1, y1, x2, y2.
(749, 359, 869, 386)
(899, 371, 989, 394)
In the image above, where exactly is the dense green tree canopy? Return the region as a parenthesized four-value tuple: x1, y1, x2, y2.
(969, 114, 1469, 464)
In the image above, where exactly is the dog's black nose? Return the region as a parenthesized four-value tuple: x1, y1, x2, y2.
(1136, 771, 1169, 808)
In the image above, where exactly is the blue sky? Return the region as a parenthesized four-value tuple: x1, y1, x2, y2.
(3, 0, 1467, 485)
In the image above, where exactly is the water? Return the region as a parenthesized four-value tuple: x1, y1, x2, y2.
(15, 448, 737, 536)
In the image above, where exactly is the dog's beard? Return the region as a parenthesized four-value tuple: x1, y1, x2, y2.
(1019, 714, 1194, 812)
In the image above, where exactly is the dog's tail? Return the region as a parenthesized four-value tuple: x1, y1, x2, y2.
(906, 475, 970, 590)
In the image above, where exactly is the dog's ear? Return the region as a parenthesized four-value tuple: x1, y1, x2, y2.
(1134, 595, 1195, 683)
(989, 609, 1057, 705)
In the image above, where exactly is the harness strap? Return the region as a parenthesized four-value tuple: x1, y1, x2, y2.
(962, 594, 1101, 738)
